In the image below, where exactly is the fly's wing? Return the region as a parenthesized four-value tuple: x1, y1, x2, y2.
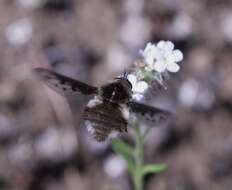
(34, 68, 98, 96)
(128, 101, 172, 126)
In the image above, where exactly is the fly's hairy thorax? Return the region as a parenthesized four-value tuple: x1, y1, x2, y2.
(99, 79, 132, 104)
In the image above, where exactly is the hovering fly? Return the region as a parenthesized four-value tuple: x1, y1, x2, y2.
(34, 68, 171, 141)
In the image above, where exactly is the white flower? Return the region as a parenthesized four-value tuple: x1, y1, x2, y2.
(17, 0, 45, 10)
(128, 74, 148, 93)
(156, 41, 183, 72)
(127, 74, 148, 101)
(140, 42, 158, 68)
(103, 155, 127, 178)
(5, 18, 33, 47)
(140, 41, 183, 73)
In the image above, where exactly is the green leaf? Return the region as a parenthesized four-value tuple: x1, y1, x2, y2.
(111, 139, 135, 175)
(111, 139, 133, 156)
(142, 164, 167, 176)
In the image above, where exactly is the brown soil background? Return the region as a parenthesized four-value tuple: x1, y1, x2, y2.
(0, 0, 232, 190)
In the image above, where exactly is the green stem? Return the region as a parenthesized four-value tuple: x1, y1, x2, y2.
(133, 120, 144, 190)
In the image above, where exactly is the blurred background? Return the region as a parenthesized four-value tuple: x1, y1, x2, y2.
(0, 0, 232, 189)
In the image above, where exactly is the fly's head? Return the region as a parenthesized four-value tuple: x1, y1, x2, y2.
(114, 74, 132, 93)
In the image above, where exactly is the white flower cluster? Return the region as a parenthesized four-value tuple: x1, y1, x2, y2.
(141, 41, 183, 73)
(128, 41, 183, 101)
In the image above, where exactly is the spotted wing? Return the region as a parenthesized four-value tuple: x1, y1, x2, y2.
(129, 101, 172, 126)
(83, 100, 128, 142)
(34, 68, 98, 96)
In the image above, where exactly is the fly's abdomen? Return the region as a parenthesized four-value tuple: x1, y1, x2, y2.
(82, 99, 128, 141)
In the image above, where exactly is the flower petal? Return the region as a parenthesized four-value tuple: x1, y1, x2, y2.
(127, 74, 137, 86)
(164, 41, 175, 52)
(134, 81, 148, 93)
(166, 53, 176, 64)
(157, 41, 174, 52)
(132, 93, 144, 101)
(142, 43, 155, 56)
(172, 49, 183, 62)
(157, 41, 165, 49)
(144, 53, 154, 65)
(141, 43, 160, 65)
(167, 62, 180, 73)
(154, 60, 167, 72)
(143, 42, 153, 53)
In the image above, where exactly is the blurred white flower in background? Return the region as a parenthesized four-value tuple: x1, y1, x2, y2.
(178, 78, 215, 110)
(140, 41, 183, 73)
(8, 140, 33, 165)
(5, 18, 33, 47)
(221, 12, 232, 42)
(120, 16, 151, 50)
(17, 0, 45, 10)
(35, 127, 78, 161)
(103, 155, 127, 178)
(169, 13, 193, 39)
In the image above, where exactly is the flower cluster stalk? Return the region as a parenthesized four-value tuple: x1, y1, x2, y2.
(133, 120, 144, 190)
(112, 119, 166, 190)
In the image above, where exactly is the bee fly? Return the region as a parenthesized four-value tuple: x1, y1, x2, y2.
(34, 68, 171, 142)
